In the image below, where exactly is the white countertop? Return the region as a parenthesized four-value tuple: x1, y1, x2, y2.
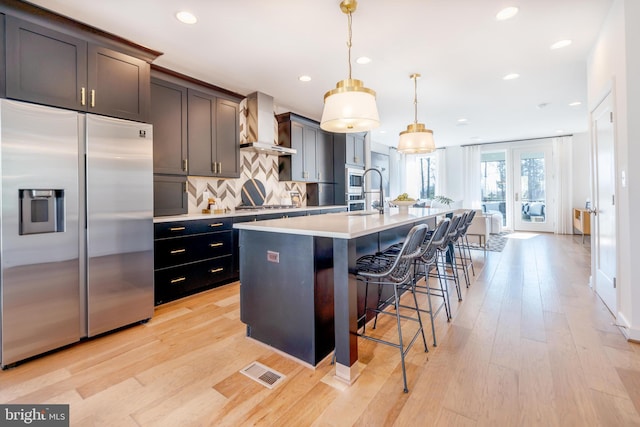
(153, 205, 345, 223)
(232, 207, 453, 239)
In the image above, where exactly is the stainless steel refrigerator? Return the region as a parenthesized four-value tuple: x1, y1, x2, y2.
(0, 99, 154, 367)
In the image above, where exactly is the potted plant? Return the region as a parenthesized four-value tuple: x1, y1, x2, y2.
(432, 195, 454, 207)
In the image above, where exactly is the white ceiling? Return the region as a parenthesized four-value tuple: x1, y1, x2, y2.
(26, 0, 613, 148)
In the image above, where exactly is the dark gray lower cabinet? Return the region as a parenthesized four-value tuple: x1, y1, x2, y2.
(153, 174, 188, 216)
(239, 231, 335, 365)
(154, 218, 234, 305)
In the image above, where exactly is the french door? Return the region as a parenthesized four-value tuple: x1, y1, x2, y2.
(513, 146, 554, 232)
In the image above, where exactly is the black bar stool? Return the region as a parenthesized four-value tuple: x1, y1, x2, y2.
(430, 214, 463, 303)
(407, 218, 452, 345)
(355, 223, 429, 393)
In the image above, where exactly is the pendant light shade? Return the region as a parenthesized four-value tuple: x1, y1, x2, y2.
(320, 0, 379, 133)
(397, 73, 435, 154)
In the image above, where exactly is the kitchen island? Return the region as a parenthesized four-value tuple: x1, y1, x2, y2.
(234, 207, 452, 384)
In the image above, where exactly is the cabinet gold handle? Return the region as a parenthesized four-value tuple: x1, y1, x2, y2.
(170, 249, 186, 254)
(209, 268, 223, 274)
(184, 182, 188, 193)
(209, 223, 223, 227)
(212, 162, 217, 174)
(81, 87, 86, 106)
(183, 159, 188, 171)
(170, 277, 186, 284)
(90, 90, 96, 108)
(209, 243, 223, 247)
(169, 226, 186, 231)
(218, 162, 222, 174)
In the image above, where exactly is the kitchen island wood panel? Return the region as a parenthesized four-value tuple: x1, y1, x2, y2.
(235, 208, 449, 380)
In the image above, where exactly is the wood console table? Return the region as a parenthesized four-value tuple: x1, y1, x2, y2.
(573, 208, 591, 244)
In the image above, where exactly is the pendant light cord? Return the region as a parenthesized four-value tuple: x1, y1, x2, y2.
(413, 75, 418, 124)
(347, 11, 353, 79)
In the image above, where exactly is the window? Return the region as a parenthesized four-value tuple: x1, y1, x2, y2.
(419, 156, 437, 199)
(480, 152, 506, 221)
(405, 155, 437, 200)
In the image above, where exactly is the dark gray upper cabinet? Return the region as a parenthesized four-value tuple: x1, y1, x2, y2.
(187, 88, 240, 178)
(316, 129, 334, 182)
(150, 78, 188, 175)
(87, 44, 150, 122)
(345, 133, 366, 167)
(0, 14, 5, 99)
(215, 98, 240, 178)
(153, 174, 188, 216)
(4, 14, 153, 122)
(5, 16, 87, 111)
(277, 113, 334, 183)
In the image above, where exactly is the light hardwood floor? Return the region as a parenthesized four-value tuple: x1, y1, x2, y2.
(2, 233, 640, 426)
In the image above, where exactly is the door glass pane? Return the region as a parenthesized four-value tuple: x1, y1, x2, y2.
(520, 152, 546, 223)
(481, 152, 506, 225)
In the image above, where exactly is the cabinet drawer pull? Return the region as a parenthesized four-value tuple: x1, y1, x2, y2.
(170, 277, 186, 284)
(90, 89, 96, 108)
(209, 243, 223, 247)
(209, 223, 224, 227)
(169, 226, 186, 231)
(81, 87, 86, 106)
(183, 158, 188, 171)
(170, 249, 186, 254)
(218, 162, 222, 174)
(209, 267, 224, 274)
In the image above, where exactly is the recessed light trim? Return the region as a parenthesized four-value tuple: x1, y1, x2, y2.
(496, 7, 519, 21)
(503, 73, 520, 80)
(550, 39, 572, 50)
(457, 118, 468, 123)
(556, 129, 565, 133)
(298, 75, 312, 82)
(356, 56, 372, 65)
(176, 11, 197, 24)
(569, 101, 582, 107)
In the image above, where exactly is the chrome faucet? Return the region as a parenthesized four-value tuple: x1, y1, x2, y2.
(362, 168, 384, 214)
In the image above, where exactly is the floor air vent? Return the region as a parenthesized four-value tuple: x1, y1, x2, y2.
(240, 361, 286, 389)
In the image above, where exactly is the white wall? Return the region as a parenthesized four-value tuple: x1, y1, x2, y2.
(587, 0, 640, 339)
(571, 132, 591, 209)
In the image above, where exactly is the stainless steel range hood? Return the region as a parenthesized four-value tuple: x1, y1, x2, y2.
(240, 92, 296, 156)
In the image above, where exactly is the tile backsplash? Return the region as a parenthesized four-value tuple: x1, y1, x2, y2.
(187, 151, 306, 213)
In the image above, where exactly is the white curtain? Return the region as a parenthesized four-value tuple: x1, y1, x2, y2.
(462, 145, 482, 209)
(435, 148, 447, 198)
(553, 136, 574, 234)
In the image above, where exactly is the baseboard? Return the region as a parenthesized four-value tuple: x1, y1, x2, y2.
(616, 312, 640, 342)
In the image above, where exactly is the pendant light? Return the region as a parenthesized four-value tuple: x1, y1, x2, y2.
(320, 0, 380, 133)
(397, 73, 436, 154)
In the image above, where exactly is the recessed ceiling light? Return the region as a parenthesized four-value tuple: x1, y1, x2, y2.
(471, 137, 483, 141)
(356, 56, 372, 65)
(378, 130, 386, 134)
(503, 73, 520, 80)
(556, 129, 564, 133)
(176, 11, 197, 24)
(457, 118, 468, 123)
(298, 75, 312, 82)
(496, 7, 519, 21)
(569, 101, 582, 107)
(550, 39, 572, 50)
